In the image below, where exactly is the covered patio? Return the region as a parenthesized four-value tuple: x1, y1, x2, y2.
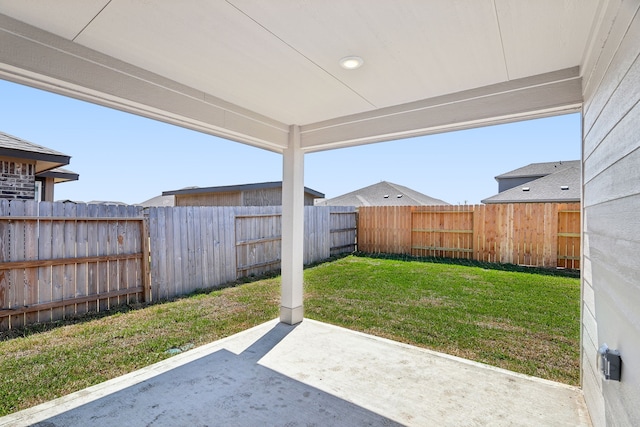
(0, 319, 590, 426)
(1, 1, 639, 425)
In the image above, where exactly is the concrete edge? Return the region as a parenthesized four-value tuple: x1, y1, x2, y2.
(302, 318, 584, 392)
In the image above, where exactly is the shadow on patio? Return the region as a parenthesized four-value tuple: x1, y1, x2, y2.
(0, 319, 590, 426)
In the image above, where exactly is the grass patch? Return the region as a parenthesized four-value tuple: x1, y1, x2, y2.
(0, 255, 580, 416)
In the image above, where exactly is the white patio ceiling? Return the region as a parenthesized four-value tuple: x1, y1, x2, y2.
(0, 1, 602, 153)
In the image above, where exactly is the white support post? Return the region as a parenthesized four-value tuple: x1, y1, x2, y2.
(280, 125, 304, 324)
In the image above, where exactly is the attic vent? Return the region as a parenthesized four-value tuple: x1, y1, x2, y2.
(397, 194, 403, 198)
(383, 195, 389, 198)
(522, 187, 530, 191)
(561, 185, 569, 190)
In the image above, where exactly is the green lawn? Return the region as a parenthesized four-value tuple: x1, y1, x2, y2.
(0, 255, 580, 417)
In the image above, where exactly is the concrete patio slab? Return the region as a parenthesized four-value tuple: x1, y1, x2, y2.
(0, 318, 591, 426)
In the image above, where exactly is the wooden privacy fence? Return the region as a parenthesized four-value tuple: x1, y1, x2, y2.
(146, 205, 356, 300)
(358, 203, 580, 269)
(0, 200, 147, 330)
(1, 202, 356, 330)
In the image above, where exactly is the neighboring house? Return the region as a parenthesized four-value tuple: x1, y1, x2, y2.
(86, 200, 130, 206)
(0, 131, 78, 201)
(162, 181, 324, 206)
(482, 161, 580, 204)
(317, 181, 449, 207)
(139, 194, 175, 208)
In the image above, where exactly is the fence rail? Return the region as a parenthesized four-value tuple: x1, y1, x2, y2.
(0, 202, 356, 329)
(0, 200, 146, 330)
(358, 203, 580, 269)
(2, 200, 576, 331)
(147, 205, 357, 298)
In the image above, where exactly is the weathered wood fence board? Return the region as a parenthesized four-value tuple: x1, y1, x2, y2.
(2, 199, 576, 331)
(146, 205, 356, 300)
(0, 200, 146, 330)
(329, 206, 358, 256)
(147, 206, 236, 300)
(235, 207, 282, 278)
(358, 203, 580, 269)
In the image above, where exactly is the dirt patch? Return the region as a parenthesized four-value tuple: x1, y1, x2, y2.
(474, 320, 527, 333)
(414, 296, 452, 307)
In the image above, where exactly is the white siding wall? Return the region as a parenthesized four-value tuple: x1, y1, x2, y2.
(582, 1, 640, 425)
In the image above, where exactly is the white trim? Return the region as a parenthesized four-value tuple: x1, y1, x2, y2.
(0, 13, 289, 153)
(280, 125, 304, 325)
(300, 68, 582, 152)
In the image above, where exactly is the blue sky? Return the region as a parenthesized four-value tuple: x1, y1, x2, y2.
(0, 79, 581, 205)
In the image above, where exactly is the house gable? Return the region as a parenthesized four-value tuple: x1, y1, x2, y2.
(319, 181, 449, 207)
(495, 160, 580, 192)
(0, 131, 77, 201)
(163, 181, 324, 206)
(483, 166, 580, 204)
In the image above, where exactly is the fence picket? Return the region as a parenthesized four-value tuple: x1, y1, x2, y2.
(87, 203, 99, 312)
(75, 203, 88, 315)
(0, 201, 144, 330)
(8, 200, 583, 332)
(23, 201, 38, 326)
(359, 203, 580, 268)
(62, 202, 77, 317)
(9, 200, 25, 328)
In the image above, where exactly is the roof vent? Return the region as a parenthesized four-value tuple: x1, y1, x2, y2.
(397, 194, 403, 198)
(522, 187, 530, 191)
(383, 195, 389, 198)
(561, 185, 569, 190)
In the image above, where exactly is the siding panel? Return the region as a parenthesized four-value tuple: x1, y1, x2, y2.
(581, 3, 640, 425)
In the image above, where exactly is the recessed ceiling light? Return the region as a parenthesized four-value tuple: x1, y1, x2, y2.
(339, 56, 364, 70)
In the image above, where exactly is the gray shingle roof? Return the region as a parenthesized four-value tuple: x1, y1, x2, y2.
(0, 131, 71, 172)
(0, 131, 68, 157)
(318, 181, 449, 206)
(482, 167, 580, 203)
(495, 160, 580, 179)
(139, 194, 176, 207)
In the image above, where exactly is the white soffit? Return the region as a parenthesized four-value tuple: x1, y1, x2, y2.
(70, 1, 374, 126)
(0, 0, 109, 40)
(0, 0, 602, 152)
(495, 0, 600, 79)
(230, 0, 508, 108)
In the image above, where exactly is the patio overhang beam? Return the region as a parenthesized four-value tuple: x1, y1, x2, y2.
(0, 12, 584, 158)
(299, 67, 583, 153)
(0, 13, 289, 154)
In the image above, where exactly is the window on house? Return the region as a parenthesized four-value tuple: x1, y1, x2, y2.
(35, 180, 43, 201)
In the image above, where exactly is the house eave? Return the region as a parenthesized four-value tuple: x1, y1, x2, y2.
(0, 148, 70, 173)
(36, 169, 79, 183)
(163, 181, 324, 199)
